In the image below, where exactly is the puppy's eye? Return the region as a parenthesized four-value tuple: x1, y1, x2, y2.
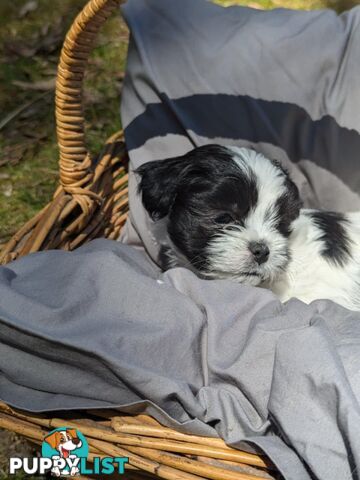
(214, 213, 234, 224)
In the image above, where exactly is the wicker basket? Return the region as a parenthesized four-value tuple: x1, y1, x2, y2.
(0, 1, 280, 478)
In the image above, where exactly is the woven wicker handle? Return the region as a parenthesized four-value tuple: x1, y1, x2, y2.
(55, 0, 125, 197)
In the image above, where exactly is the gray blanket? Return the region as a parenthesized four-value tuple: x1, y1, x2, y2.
(2, 1, 360, 479)
(2, 239, 360, 480)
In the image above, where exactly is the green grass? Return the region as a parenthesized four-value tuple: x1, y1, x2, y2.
(215, 0, 357, 10)
(0, 0, 127, 246)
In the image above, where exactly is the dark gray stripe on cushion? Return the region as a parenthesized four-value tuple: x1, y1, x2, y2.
(124, 93, 360, 195)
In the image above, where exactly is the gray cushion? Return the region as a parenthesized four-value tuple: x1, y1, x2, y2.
(120, 0, 360, 262)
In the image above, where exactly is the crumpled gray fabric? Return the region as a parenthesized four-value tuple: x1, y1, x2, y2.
(1, 239, 360, 480)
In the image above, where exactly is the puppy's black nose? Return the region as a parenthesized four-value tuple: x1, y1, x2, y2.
(249, 242, 270, 264)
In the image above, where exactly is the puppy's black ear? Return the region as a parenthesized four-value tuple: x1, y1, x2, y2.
(272, 159, 303, 220)
(136, 156, 189, 220)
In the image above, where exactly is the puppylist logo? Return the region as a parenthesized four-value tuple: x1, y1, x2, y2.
(9, 426, 129, 477)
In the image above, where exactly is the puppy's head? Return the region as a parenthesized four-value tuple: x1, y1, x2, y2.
(44, 428, 82, 457)
(136, 145, 302, 285)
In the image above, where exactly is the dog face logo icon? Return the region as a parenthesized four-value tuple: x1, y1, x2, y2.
(45, 429, 82, 458)
(42, 427, 88, 477)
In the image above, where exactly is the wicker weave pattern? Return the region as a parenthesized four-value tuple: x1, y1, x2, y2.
(0, 1, 277, 478)
(0, 402, 275, 480)
(56, 0, 122, 198)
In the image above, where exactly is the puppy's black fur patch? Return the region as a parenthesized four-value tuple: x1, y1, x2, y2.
(274, 191, 302, 237)
(309, 211, 352, 266)
(136, 145, 259, 270)
(270, 160, 302, 237)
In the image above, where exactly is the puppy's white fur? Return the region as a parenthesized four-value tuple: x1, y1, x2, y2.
(269, 211, 360, 310)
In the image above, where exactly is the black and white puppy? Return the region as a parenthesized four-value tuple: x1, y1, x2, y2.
(137, 145, 360, 311)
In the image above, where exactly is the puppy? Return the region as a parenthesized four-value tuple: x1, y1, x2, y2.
(137, 145, 360, 311)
